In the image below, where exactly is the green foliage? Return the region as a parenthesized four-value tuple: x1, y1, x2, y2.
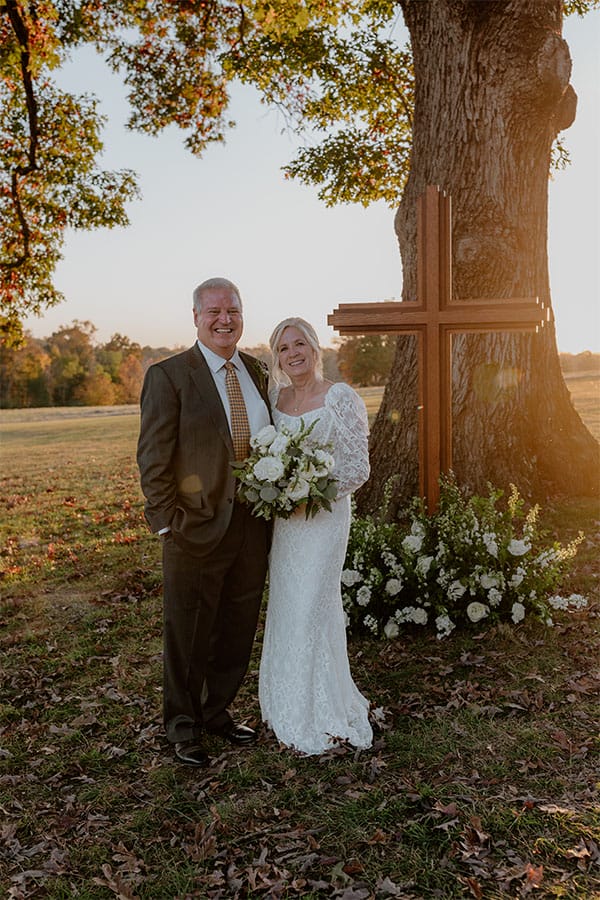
(337, 333, 395, 385)
(342, 477, 586, 639)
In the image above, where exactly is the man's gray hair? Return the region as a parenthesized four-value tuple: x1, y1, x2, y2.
(193, 277, 243, 311)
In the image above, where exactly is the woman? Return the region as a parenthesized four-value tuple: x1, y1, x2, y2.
(259, 317, 373, 756)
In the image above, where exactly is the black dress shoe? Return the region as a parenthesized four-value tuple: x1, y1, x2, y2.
(217, 723, 257, 746)
(174, 740, 210, 766)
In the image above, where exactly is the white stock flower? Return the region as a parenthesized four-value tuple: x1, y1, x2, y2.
(385, 578, 403, 596)
(511, 602, 526, 623)
(508, 538, 531, 556)
(467, 601, 489, 623)
(363, 614, 379, 634)
(314, 449, 335, 471)
(447, 580, 466, 601)
(488, 588, 502, 607)
(253, 456, 285, 481)
(341, 569, 362, 587)
(269, 433, 291, 456)
(356, 585, 371, 607)
(384, 619, 400, 639)
(251, 424, 277, 449)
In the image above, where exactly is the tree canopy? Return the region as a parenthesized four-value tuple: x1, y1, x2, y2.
(1, 0, 596, 347)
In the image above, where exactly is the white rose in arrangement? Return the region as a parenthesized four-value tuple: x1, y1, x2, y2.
(412, 607, 428, 625)
(415, 555, 433, 576)
(467, 601, 489, 623)
(251, 424, 277, 450)
(479, 573, 499, 590)
(269, 434, 291, 456)
(286, 477, 311, 502)
(385, 578, 403, 596)
(402, 533, 423, 553)
(508, 538, 531, 556)
(384, 619, 400, 639)
(253, 456, 285, 482)
(510, 567, 525, 587)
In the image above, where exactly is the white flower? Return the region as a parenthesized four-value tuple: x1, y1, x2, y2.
(363, 614, 379, 634)
(488, 588, 502, 607)
(253, 455, 285, 481)
(286, 477, 311, 501)
(508, 538, 531, 556)
(510, 567, 525, 587)
(483, 532, 499, 558)
(511, 602, 526, 623)
(313, 449, 335, 471)
(251, 424, 277, 449)
(415, 555, 433, 576)
(447, 580, 466, 601)
(567, 593, 588, 609)
(480, 573, 499, 590)
(269, 433, 291, 456)
(412, 607, 428, 625)
(467, 601, 489, 623)
(385, 578, 403, 596)
(548, 594, 569, 610)
(435, 614, 455, 639)
(384, 619, 400, 639)
(402, 533, 423, 553)
(341, 569, 362, 587)
(356, 585, 371, 607)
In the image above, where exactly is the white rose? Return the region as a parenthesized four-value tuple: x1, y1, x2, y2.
(287, 478, 311, 501)
(467, 601, 489, 623)
(384, 619, 400, 639)
(253, 456, 285, 482)
(480, 573, 499, 589)
(402, 533, 423, 553)
(270, 434, 291, 456)
(314, 449, 335, 471)
(412, 607, 428, 625)
(251, 424, 277, 449)
(385, 578, 403, 596)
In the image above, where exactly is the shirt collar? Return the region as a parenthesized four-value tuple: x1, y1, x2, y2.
(197, 340, 243, 374)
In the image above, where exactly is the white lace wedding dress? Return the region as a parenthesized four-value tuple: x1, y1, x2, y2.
(259, 382, 373, 756)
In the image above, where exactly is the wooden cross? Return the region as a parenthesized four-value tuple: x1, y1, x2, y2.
(328, 185, 549, 512)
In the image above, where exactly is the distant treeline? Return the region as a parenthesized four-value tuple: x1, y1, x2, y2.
(0, 321, 597, 409)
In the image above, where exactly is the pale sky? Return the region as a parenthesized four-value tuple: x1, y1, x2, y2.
(25, 10, 599, 354)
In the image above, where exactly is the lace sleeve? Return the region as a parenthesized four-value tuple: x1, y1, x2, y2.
(327, 383, 370, 498)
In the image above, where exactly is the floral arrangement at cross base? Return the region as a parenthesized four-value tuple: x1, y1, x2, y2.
(342, 477, 586, 640)
(232, 418, 338, 520)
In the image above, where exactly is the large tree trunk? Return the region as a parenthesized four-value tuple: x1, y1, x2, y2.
(358, 0, 599, 516)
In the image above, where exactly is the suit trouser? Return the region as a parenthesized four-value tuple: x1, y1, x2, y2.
(161, 502, 269, 744)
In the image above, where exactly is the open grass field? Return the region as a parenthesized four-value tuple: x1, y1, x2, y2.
(0, 385, 599, 898)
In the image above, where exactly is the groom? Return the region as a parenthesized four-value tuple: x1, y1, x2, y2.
(137, 277, 271, 766)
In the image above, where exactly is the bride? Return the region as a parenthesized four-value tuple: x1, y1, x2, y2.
(259, 317, 373, 756)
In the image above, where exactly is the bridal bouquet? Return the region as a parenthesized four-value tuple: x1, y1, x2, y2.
(232, 419, 338, 520)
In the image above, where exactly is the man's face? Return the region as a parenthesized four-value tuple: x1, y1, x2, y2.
(194, 286, 243, 359)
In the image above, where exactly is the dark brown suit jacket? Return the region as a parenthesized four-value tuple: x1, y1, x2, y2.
(137, 344, 270, 556)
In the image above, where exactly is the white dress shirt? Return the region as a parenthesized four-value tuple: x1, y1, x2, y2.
(197, 340, 271, 437)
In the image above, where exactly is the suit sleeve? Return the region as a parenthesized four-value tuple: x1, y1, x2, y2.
(136, 364, 180, 532)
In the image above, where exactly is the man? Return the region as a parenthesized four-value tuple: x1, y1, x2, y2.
(137, 277, 271, 766)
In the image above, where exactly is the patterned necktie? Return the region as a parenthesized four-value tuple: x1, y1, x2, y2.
(224, 361, 251, 461)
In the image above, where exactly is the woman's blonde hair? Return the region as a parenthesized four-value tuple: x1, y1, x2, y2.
(269, 317, 323, 384)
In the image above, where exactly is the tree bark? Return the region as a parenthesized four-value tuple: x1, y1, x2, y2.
(358, 0, 599, 516)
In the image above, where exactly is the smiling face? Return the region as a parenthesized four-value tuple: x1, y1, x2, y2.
(276, 325, 317, 380)
(193, 285, 243, 359)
